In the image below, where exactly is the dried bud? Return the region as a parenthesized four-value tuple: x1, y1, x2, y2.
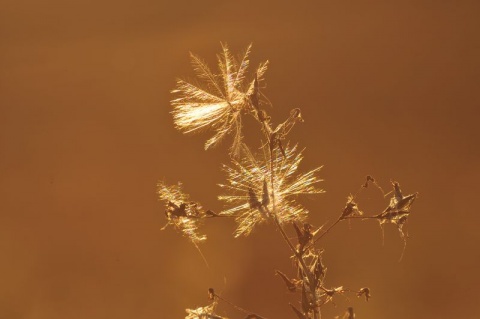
(205, 210, 217, 217)
(341, 196, 363, 219)
(325, 286, 344, 298)
(208, 288, 215, 300)
(357, 287, 371, 301)
(363, 175, 375, 188)
(166, 201, 187, 217)
(293, 222, 314, 253)
(290, 108, 303, 122)
(248, 187, 261, 209)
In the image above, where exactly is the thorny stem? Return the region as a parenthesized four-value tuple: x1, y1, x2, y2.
(256, 103, 321, 319)
(268, 145, 320, 319)
(267, 148, 300, 262)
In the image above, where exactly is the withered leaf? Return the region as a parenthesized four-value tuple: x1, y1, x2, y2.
(293, 222, 303, 241)
(275, 269, 296, 292)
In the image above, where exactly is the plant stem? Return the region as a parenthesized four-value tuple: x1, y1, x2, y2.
(257, 105, 320, 319)
(214, 293, 267, 319)
(312, 217, 342, 245)
(268, 146, 320, 319)
(345, 215, 379, 219)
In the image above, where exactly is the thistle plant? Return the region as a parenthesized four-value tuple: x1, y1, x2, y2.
(158, 43, 418, 319)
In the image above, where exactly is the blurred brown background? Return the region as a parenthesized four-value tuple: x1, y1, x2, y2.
(1, 0, 479, 318)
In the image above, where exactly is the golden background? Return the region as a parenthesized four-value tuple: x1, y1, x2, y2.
(1, 1, 479, 318)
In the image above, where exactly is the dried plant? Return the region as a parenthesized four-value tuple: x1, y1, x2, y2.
(171, 43, 268, 157)
(185, 301, 223, 319)
(159, 44, 418, 319)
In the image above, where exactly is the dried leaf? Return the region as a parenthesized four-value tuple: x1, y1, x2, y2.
(293, 222, 303, 239)
(275, 269, 297, 292)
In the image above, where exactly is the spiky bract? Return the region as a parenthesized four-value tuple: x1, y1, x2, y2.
(171, 43, 268, 156)
(219, 145, 324, 237)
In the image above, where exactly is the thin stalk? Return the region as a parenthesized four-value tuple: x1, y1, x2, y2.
(309, 214, 382, 247)
(312, 217, 342, 245)
(301, 217, 342, 254)
(254, 103, 320, 318)
(214, 293, 267, 319)
(345, 216, 379, 219)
